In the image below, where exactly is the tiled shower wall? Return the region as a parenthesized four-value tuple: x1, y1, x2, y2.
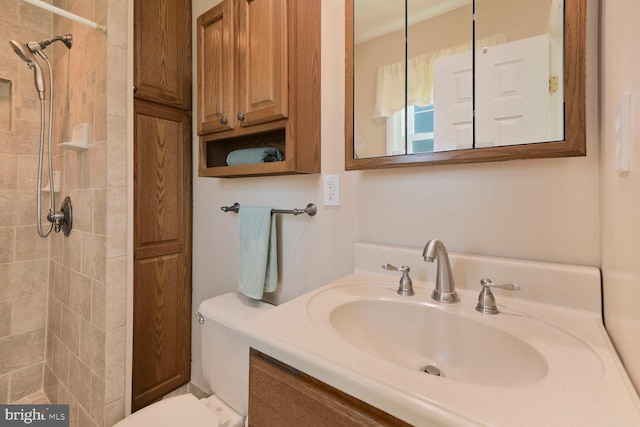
(0, 0, 55, 405)
(0, 1, 129, 426)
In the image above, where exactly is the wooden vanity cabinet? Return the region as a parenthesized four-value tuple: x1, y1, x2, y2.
(197, 0, 320, 178)
(248, 350, 411, 426)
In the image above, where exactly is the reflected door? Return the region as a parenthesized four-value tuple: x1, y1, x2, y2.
(475, 34, 552, 147)
(433, 50, 473, 151)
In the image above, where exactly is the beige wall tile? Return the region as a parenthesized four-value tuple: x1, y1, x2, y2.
(47, 294, 61, 339)
(0, 260, 47, 300)
(82, 233, 106, 282)
(62, 230, 82, 272)
(0, 300, 12, 338)
(106, 187, 126, 258)
(43, 364, 59, 404)
(60, 306, 81, 356)
(91, 280, 105, 331)
(94, 95, 107, 143)
(93, 189, 107, 235)
(12, 293, 46, 334)
(77, 405, 99, 427)
(0, 227, 15, 264)
(16, 155, 39, 191)
(90, 373, 105, 426)
(105, 257, 126, 331)
(63, 152, 83, 191)
(58, 384, 79, 427)
(105, 397, 125, 427)
(68, 355, 91, 411)
(106, 45, 127, 118)
(0, 328, 45, 376)
(49, 232, 63, 264)
(72, 189, 93, 232)
(0, 154, 18, 190)
(104, 326, 125, 404)
(50, 334, 69, 387)
(106, 115, 126, 188)
(69, 270, 92, 321)
(0, 374, 8, 404)
(53, 262, 71, 307)
(19, 2, 53, 34)
(9, 362, 43, 402)
(1, 0, 18, 23)
(0, 191, 35, 226)
(80, 319, 105, 378)
(15, 226, 49, 261)
(85, 141, 107, 189)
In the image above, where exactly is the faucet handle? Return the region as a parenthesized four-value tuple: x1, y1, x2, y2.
(476, 278, 520, 314)
(382, 263, 415, 296)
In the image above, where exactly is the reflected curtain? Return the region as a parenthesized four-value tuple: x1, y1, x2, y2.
(372, 34, 507, 118)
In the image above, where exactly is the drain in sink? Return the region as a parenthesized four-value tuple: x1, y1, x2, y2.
(422, 365, 442, 376)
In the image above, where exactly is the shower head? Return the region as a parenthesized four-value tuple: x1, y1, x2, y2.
(27, 34, 73, 53)
(9, 40, 45, 99)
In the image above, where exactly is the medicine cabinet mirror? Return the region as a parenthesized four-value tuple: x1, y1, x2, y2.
(345, 0, 586, 170)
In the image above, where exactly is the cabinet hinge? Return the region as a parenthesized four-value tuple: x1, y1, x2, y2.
(549, 75, 559, 94)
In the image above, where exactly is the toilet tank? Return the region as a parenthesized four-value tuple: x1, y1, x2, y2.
(197, 293, 273, 416)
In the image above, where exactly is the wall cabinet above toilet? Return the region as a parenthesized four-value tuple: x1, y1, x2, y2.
(196, 0, 321, 178)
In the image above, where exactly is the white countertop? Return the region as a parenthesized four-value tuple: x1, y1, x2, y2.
(237, 244, 640, 426)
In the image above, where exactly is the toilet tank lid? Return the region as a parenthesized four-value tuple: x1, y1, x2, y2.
(114, 394, 220, 427)
(198, 292, 274, 329)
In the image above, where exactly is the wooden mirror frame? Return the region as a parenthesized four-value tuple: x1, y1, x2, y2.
(345, 0, 586, 170)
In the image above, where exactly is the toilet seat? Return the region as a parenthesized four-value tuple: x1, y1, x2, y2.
(114, 394, 221, 427)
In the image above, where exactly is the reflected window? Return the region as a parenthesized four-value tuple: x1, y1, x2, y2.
(386, 104, 435, 155)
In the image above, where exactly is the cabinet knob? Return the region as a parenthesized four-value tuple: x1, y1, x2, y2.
(237, 112, 245, 121)
(220, 117, 228, 125)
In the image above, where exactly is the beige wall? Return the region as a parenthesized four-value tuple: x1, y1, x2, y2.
(600, 0, 640, 394)
(0, 0, 130, 425)
(0, 0, 52, 404)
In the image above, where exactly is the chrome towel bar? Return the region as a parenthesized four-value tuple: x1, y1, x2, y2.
(221, 202, 317, 217)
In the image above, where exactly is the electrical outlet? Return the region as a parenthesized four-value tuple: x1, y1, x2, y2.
(323, 175, 340, 206)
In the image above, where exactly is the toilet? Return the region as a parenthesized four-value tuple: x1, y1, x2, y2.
(114, 292, 274, 427)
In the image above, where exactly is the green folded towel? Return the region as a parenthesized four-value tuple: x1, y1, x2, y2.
(238, 206, 278, 299)
(226, 147, 284, 166)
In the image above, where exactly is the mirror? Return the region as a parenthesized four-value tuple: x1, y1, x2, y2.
(345, 0, 586, 169)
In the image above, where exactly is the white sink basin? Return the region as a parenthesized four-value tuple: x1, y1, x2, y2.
(328, 298, 548, 386)
(306, 283, 602, 388)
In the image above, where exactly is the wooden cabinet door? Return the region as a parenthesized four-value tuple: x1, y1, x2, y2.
(249, 350, 412, 426)
(235, 0, 288, 127)
(134, 0, 192, 109)
(197, 0, 235, 135)
(132, 100, 192, 411)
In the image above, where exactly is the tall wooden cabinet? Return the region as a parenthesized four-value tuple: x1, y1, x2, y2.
(197, 0, 321, 178)
(133, 0, 192, 411)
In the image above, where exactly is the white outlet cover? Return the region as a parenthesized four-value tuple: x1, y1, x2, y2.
(323, 175, 340, 206)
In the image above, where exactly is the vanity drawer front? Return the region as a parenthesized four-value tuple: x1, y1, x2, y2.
(249, 349, 410, 426)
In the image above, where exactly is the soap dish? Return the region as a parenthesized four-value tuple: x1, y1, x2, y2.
(59, 123, 89, 151)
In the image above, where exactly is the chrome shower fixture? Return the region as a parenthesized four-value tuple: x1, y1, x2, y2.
(27, 34, 73, 53)
(8, 34, 74, 238)
(9, 39, 45, 99)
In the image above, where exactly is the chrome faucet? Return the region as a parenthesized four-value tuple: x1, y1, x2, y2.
(422, 239, 460, 303)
